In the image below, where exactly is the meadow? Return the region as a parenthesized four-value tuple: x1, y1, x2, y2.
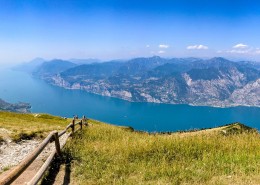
(65, 121, 260, 185)
(0, 111, 69, 142)
(1, 111, 260, 184)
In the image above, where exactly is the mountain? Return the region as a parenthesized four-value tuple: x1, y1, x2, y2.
(0, 99, 31, 113)
(68, 58, 101, 65)
(61, 62, 123, 79)
(32, 56, 260, 107)
(237, 61, 260, 70)
(33, 59, 77, 78)
(13, 58, 45, 73)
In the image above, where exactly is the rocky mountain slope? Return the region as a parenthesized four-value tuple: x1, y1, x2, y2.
(32, 56, 260, 107)
(32, 59, 77, 78)
(0, 99, 31, 113)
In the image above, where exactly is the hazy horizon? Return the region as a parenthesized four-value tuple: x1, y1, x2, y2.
(2, 55, 260, 69)
(1, 0, 260, 64)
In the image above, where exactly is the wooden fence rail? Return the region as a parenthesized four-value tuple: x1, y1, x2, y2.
(0, 117, 87, 185)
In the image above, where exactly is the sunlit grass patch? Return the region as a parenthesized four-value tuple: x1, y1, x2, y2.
(65, 120, 260, 184)
(0, 111, 70, 141)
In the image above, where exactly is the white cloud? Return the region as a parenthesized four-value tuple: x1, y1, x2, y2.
(159, 44, 169, 49)
(158, 50, 165, 54)
(218, 45, 260, 56)
(146, 45, 150, 48)
(187, 45, 208, 50)
(233, 43, 248, 49)
(227, 49, 250, 54)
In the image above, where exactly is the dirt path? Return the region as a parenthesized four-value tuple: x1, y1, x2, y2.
(0, 130, 70, 184)
(41, 162, 75, 185)
(0, 139, 41, 172)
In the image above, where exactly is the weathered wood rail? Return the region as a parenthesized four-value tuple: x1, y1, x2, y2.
(0, 117, 87, 185)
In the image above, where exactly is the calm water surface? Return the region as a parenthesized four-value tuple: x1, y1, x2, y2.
(0, 68, 259, 132)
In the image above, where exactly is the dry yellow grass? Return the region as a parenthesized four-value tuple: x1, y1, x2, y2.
(1, 111, 259, 184)
(65, 120, 260, 185)
(0, 111, 70, 141)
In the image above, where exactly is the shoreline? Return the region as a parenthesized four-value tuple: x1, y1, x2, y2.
(48, 82, 260, 109)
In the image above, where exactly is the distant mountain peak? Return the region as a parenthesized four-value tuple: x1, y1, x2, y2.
(210, 57, 231, 62)
(33, 59, 77, 77)
(151, 55, 162, 59)
(23, 56, 260, 108)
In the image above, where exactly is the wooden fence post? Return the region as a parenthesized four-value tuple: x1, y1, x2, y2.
(0, 131, 56, 185)
(80, 120, 83, 130)
(82, 115, 88, 126)
(54, 131, 61, 157)
(72, 118, 75, 134)
(0, 115, 86, 185)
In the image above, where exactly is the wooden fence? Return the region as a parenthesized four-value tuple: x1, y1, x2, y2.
(0, 117, 87, 185)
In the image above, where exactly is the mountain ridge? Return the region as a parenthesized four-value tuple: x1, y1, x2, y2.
(26, 56, 260, 107)
(0, 99, 31, 113)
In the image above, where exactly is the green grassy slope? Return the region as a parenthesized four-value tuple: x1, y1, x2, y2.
(0, 111, 70, 142)
(65, 120, 260, 185)
(1, 111, 260, 184)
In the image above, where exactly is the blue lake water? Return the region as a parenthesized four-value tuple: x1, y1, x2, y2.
(0, 68, 259, 132)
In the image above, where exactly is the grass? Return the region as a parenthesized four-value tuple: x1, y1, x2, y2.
(1, 111, 260, 184)
(0, 111, 70, 142)
(2, 166, 10, 172)
(65, 121, 260, 185)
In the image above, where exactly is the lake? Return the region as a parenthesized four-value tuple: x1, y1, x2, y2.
(0, 68, 259, 132)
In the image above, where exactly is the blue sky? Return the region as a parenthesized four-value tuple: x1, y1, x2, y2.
(1, 0, 260, 64)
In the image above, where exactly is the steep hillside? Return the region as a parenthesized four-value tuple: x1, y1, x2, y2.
(35, 56, 260, 107)
(0, 99, 31, 113)
(33, 59, 77, 79)
(13, 58, 45, 73)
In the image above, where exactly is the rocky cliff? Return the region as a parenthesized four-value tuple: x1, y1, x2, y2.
(33, 57, 260, 107)
(0, 99, 31, 113)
